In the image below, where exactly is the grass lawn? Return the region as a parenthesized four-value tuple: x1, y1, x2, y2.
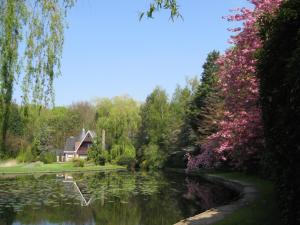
(0, 162, 125, 174)
(207, 171, 281, 225)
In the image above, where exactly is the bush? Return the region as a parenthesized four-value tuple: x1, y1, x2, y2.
(110, 144, 123, 161)
(140, 144, 165, 170)
(95, 154, 106, 166)
(17, 147, 35, 163)
(111, 143, 136, 164)
(87, 141, 109, 165)
(39, 151, 56, 164)
(72, 158, 84, 167)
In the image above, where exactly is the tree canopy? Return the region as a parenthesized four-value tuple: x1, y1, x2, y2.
(0, 0, 74, 157)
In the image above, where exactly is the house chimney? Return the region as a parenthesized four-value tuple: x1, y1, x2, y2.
(102, 129, 106, 150)
(79, 128, 86, 141)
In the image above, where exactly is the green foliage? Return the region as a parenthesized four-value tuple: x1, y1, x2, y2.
(94, 96, 141, 150)
(258, 1, 300, 224)
(8, 103, 25, 137)
(0, 0, 74, 158)
(6, 104, 82, 159)
(188, 51, 223, 145)
(0, 0, 25, 156)
(110, 144, 122, 161)
(39, 151, 56, 164)
(111, 143, 136, 166)
(141, 144, 165, 170)
(116, 155, 136, 171)
(140, 0, 181, 20)
(87, 141, 108, 166)
(136, 80, 200, 169)
(137, 87, 170, 148)
(69, 101, 97, 131)
(72, 158, 84, 167)
(44, 107, 81, 148)
(168, 77, 199, 150)
(17, 147, 35, 163)
(136, 87, 171, 167)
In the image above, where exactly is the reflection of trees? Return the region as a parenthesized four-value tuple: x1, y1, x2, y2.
(0, 172, 237, 225)
(91, 198, 141, 225)
(184, 178, 215, 209)
(182, 177, 237, 212)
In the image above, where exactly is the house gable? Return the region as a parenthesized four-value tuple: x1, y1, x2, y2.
(76, 132, 94, 155)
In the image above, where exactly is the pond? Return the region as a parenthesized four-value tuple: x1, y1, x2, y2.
(0, 171, 238, 225)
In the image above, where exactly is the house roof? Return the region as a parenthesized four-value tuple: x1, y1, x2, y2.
(64, 136, 76, 152)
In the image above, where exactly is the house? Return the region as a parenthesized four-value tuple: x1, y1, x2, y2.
(59, 129, 96, 162)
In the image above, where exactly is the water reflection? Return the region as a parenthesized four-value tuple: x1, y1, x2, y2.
(0, 171, 237, 225)
(58, 174, 93, 206)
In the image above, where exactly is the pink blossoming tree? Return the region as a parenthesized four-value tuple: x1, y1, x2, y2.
(188, 0, 282, 170)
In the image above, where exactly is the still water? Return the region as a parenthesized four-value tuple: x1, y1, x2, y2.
(0, 171, 237, 225)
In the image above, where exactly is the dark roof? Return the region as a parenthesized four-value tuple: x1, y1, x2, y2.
(64, 136, 76, 152)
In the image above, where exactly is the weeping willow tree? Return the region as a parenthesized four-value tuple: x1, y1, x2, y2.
(0, 0, 74, 157)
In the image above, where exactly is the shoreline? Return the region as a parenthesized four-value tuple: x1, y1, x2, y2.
(0, 162, 126, 175)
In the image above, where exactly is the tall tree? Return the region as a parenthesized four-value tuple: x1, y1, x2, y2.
(258, 1, 300, 223)
(137, 87, 171, 166)
(188, 51, 222, 146)
(169, 77, 199, 150)
(95, 96, 141, 149)
(0, 0, 74, 157)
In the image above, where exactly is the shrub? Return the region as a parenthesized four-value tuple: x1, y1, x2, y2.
(72, 158, 84, 167)
(110, 144, 122, 161)
(141, 144, 165, 170)
(17, 147, 35, 163)
(113, 144, 136, 169)
(95, 154, 106, 166)
(87, 141, 109, 165)
(111, 143, 136, 164)
(39, 151, 56, 164)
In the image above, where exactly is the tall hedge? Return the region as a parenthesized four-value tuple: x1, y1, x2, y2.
(258, 0, 300, 224)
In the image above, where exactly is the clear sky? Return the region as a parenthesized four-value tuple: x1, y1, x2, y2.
(15, 0, 252, 106)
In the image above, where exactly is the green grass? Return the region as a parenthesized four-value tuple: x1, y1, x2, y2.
(0, 162, 125, 174)
(207, 171, 281, 225)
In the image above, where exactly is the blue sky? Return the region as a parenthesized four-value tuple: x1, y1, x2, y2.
(15, 0, 252, 106)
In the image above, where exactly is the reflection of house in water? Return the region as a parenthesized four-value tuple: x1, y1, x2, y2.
(57, 174, 93, 206)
